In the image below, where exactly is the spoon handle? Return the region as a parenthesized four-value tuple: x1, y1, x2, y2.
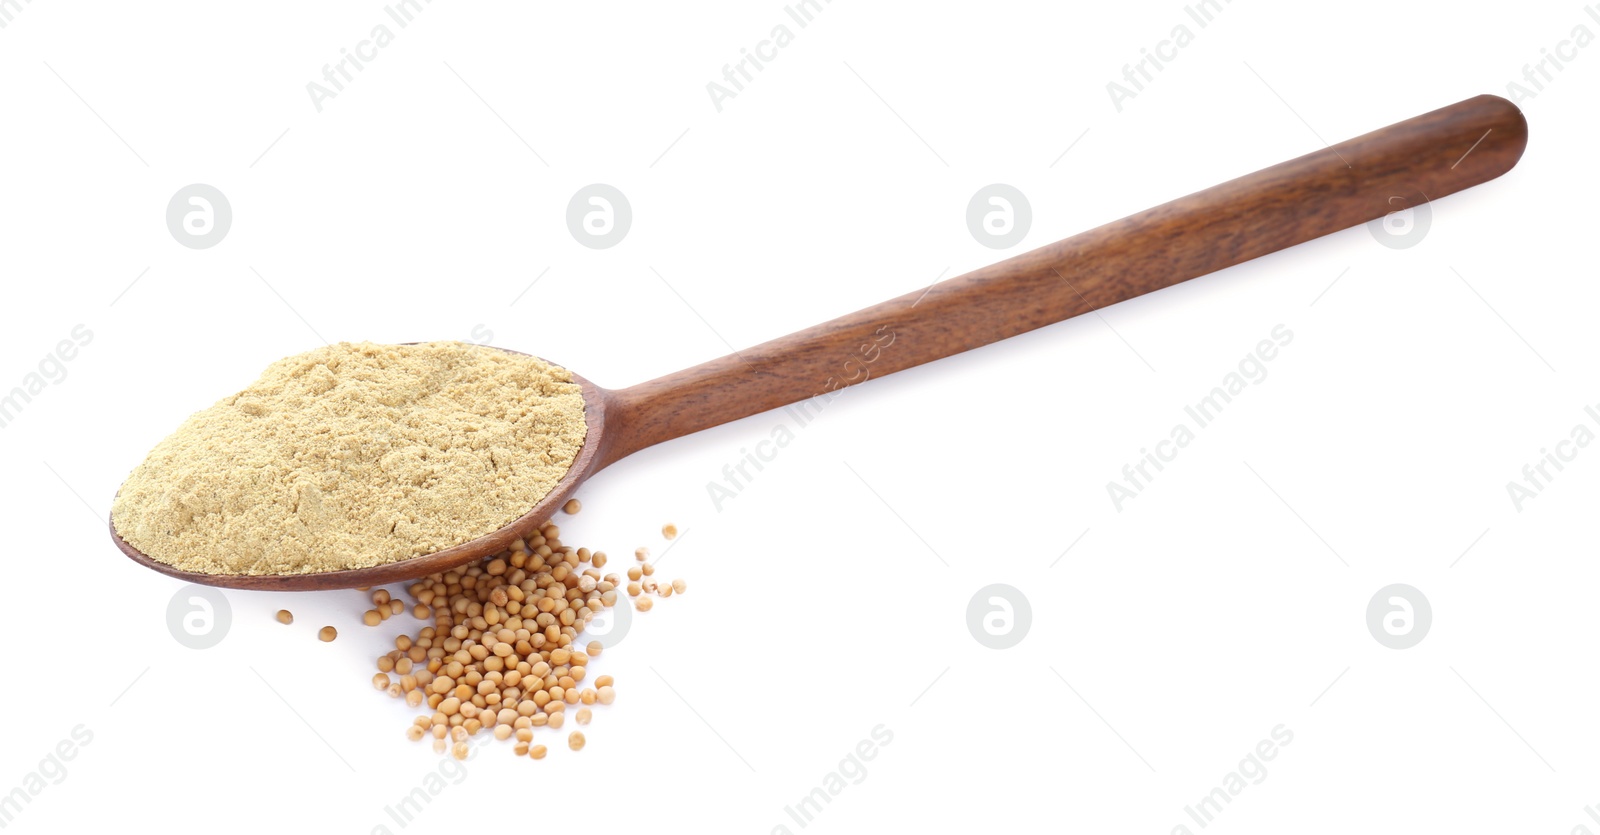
(600, 94, 1527, 466)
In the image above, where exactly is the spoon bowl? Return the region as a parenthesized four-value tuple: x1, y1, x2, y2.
(110, 366, 616, 591)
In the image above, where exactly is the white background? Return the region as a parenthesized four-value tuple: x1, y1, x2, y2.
(2, 1, 1596, 832)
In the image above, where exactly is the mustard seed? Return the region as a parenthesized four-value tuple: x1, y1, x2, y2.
(275, 609, 293, 625)
(530, 744, 547, 760)
(362, 500, 665, 760)
(672, 578, 687, 594)
(635, 548, 648, 561)
(568, 731, 586, 751)
(563, 499, 581, 515)
(662, 524, 678, 540)
(319, 626, 337, 642)
(363, 610, 382, 627)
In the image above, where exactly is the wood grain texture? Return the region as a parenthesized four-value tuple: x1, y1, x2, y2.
(599, 94, 1527, 465)
(113, 95, 1526, 590)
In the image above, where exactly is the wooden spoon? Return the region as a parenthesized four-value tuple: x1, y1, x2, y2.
(111, 94, 1528, 591)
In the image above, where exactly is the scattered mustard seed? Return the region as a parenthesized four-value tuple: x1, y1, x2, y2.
(318, 626, 337, 642)
(275, 609, 293, 625)
(360, 513, 674, 759)
(563, 499, 582, 515)
(662, 524, 678, 540)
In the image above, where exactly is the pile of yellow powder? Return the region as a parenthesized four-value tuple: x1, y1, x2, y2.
(111, 341, 587, 576)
